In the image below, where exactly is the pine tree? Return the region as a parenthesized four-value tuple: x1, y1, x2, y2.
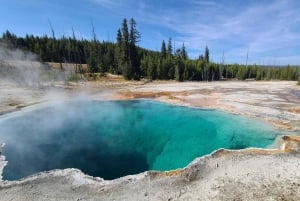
(147, 55, 156, 80)
(199, 54, 204, 61)
(174, 48, 184, 81)
(167, 55, 174, 79)
(204, 46, 210, 81)
(156, 57, 162, 79)
(183, 64, 189, 80)
(161, 40, 166, 58)
(121, 18, 131, 79)
(204, 46, 209, 63)
(167, 37, 172, 56)
(87, 50, 98, 73)
(6, 26, 300, 82)
(115, 29, 123, 74)
(181, 43, 187, 60)
(121, 19, 129, 59)
(129, 18, 141, 80)
(140, 54, 148, 76)
(2, 30, 18, 48)
(129, 18, 140, 45)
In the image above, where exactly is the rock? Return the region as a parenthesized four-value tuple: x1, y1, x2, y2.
(0, 141, 299, 200)
(0, 143, 8, 182)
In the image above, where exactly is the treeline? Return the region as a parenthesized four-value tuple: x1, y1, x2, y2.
(1, 18, 300, 81)
(0, 29, 117, 74)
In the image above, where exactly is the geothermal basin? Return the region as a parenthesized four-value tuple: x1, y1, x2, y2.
(0, 100, 290, 181)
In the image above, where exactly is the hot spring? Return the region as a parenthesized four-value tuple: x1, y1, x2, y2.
(0, 100, 284, 180)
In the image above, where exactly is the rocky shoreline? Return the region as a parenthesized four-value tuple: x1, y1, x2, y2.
(0, 135, 299, 200)
(0, 143, 7, 181)
(0, 80, 300, 200)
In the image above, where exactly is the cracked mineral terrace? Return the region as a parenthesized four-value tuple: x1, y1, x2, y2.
(0, 79, 300, 200)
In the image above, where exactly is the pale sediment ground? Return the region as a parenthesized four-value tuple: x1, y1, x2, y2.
(2, 79, 300, 129)
(113, 80, 300, 130)
(0, 78, 300, 200)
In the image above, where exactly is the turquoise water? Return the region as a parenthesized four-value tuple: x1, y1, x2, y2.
(0, 100, 283, 180)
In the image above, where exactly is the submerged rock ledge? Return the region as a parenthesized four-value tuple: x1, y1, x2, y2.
(0, 135, 300, 200)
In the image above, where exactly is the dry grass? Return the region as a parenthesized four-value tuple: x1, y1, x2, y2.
(46, 62, 88, 72)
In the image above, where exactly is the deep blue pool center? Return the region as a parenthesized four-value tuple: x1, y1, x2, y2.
(0, 100, 283, 180)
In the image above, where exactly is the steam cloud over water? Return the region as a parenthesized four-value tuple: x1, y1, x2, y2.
(0, 100, 284, 181)
(0, 45, 66, 87)
(0, 46, 292, 180)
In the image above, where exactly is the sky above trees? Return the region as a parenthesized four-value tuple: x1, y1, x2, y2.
(1, 0, 300, 65)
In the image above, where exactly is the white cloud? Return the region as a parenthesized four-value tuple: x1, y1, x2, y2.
(141, 0, 300, 64)
(88, 0, 300, 64)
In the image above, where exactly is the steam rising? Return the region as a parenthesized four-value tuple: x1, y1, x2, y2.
(0, 45, 89, 180)
(0, 45, 66, 87)
(0, 101, 150, 180)
(0, 46, 287, 181)
(0, 100, 282, 181)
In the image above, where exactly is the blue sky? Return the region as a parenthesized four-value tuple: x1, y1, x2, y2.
(1, 0, 300, 65)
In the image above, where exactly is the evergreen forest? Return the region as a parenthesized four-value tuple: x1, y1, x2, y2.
(1, 18, 300, 82)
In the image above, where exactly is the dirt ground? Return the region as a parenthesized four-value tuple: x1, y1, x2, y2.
(1, 78, 300, 200)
